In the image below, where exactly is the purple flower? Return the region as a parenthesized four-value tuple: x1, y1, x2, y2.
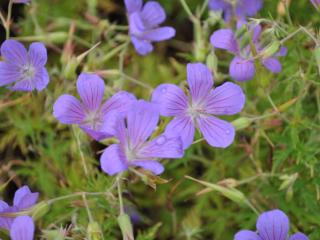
(100, 100, 184, 176)
(209, 0, 263, 21)
(124, 0, 176, 55)
(12, 0, 31, 3)
(0, 40, 49, 91)
(152, 63, 245, 149)
(53, 73, 136, 141)
(210, 25, 287, 82)
(0, 186, 38, 231)
(10, 216, 35, 240)
(234, 209, 309, 240)
(310, 0, 320, 8)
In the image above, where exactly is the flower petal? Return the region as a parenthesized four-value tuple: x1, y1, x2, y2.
(262, 58, 282, 73)
(11, 78, 33, 92)
(102, 91, 136, 116)
(0, 62, 20, 87)
(33, 66, 50, 91)
(229, 56, 255, 82)
(131, 36, 154, 55)
(125, 0, 142, 13)
(138, 135, 184, 159)
(165, 116, 195, 149)
(234, 230, 262, 240)
(187, 63, 214, 102)
(209, 0, 230, 11)
(77, 73, 105, 110)
(28, 42, 47, 67)
(210, 29, 239, 53)
(289, 233, 309, 240)
(10, 216, 35, 240)
(276, 46, 288, 57)
(100, 144, 128, 176)
(127, 100, 159, 149)
(13, 186, 38, 209)
(204, 82, 245, 115)
(1, 40, 28, 66)
(197, 116, 235, 148)
(142, 27, 176, 42)
(141, 1, 166, 27)
(256, 209, 289, 240)
(236, 0, 263, 18)
(131, 160, 164, 175)
(53, 94, 86, 124)
(152, 84, 188, 117)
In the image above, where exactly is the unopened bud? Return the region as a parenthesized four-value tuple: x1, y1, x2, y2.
(117, 214, 134, 240)
(63, 57, 79, 80)
(206, 52, 218, 74)
(261, 41, 281, 59)
(232, 117, 252, 130)
(87, 221, 103, 240)
(31, 201, 50, 220)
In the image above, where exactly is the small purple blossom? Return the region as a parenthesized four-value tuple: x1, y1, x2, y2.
(209, 0, 263, 22)
(10, 216, 35, 240)
(53, 73, 136, 141)
(0, 186, 38, 231)
(0, 40, 49, 91)
(234, 209, 309, 240)
(12, 0, 30, 3)
(210, 24, 287, 82)
(100, 100, 184, 176)
(124, 0, 176, 55)
(152, 63, 245, 149)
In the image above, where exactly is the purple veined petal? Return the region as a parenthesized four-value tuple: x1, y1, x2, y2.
(0, 200, 9, 211)
(256, 209, 289, 240)
(0, 62, 20, 87)
(125, 0, 142, 13)
(131, 36, 154, 55)
(137, 135, 184, 159)
(102, 91, 136, 116)
(204, 82, 245, 115)
(229, 56, 255, 82)
(197, 115, 235, 148)
(129, 12, 146, 34)
(131, 160, 164, 175)
(151, 84, 188, 117)
(77, 73, 105, 111)
(236, 0, 263, 18)
(100, 144, 128, 176)
(252, 24, 262, 43)
(113, 116, 129, 146)
(0, 40, 28, 66)
(262, 57, 282, 73)
(13, 186, 38, 209)
(275, 46, 288, 57)
(11, 78, 33, 92)
(0, 201, 13, 230)
(53, 94, 86, 124)
(142, 27, 176, 42)
(33, 66, 49, 91)
(28, 42, 47, 67)
(165, 116, 195, 150)
(208, 0, 230, 11)
(93, 110, 121, 139)
(289, 233, 309, 240)
(210, 29, 239, 54)
(234, 230, 262, 240)
(10, 216, 35, 240)
(127, 100, 159, 149)
(79, 125, 111, 141)
(187, 63, 214, 103)
(141, 1, 166, 28)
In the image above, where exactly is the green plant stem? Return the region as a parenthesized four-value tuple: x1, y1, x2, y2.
(47, 191, 108, 205)
(6, 0, 13, 39)
(117, 175, 124, 215)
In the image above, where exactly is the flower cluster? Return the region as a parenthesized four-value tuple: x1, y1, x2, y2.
(235, 209, 308, 240)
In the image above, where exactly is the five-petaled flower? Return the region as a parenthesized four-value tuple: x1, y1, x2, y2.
(100, 100, 184, 176)
(234, 209, 309, 240)
(210, 24, 287, 82)
(53, 73, 136, 141)
(125, 0, 176, 55)
(152, 63, 245, 149)
(10, 216, 35, 240)
(0, 186, 38, 231)
(0, 40, 49, 91)
(209, 0, 263, 22)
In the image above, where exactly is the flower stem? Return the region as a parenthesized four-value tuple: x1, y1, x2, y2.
(6, 0, 13, 39)
(117, 175, 124, 215)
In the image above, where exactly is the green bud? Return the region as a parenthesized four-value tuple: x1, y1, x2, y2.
(31, 201, 50, 220)
(232, 117, 252, 130)
(206, 52, 218, 74)
(87, 221, 103, 240)
(63, 57, 79, 80)
(261, 41, 281, 59)
(42, 229, 66, 240)
(117, 214, 134, 240)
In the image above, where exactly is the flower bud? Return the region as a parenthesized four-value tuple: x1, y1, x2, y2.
(31, 201, 50, 220)
(261, 41, 281, 59)
(87, 221, 103, 240)
(206, 52, 218, 74)
(117, 214, 134, 240)
(232, 117, 252, 130)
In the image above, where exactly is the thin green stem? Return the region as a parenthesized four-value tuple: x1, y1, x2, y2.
(47, 191, 108, 205)
(117, 175, 124, 215)
(82, 193, 94, 222)
(6, 0, 13, 39)
(180, 0, 197, 22)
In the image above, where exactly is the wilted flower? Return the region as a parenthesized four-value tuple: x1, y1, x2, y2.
(210, 24, 287, 82)
(125, 0, 176, 55)
(53, 73, 136, 141)
(0, 186, 38, 230)
(152, 63, 245, 149)
(0, 40, 49, 91)
(209, 0, 263, 22)
(12, 0, 30, 3)
(100, 100, 184, 175)
(234, 209, 309, 240)
(10, 216, 35, 240)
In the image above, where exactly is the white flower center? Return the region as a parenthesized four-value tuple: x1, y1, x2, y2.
(83, 110, 102, 130)
(20, 64, 35, 79)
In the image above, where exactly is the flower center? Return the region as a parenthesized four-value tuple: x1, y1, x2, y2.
(20, 64, 35, 79)
(187, 102, 206, 120)
(83, 109, 103, 130)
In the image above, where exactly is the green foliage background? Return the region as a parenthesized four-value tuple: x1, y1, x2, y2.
(0, 0, 319, 239)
